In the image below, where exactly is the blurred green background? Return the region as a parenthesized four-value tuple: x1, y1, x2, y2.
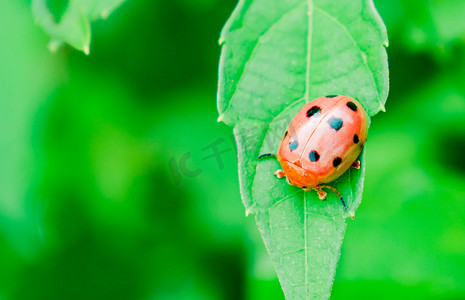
(1, 0, 465, 299)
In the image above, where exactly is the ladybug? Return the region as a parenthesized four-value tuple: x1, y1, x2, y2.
(258, 95, 368, 210)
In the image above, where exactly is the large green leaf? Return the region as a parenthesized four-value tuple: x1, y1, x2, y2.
(217, 0, 388, 299)
(32, 0, 125, 54)
(0, 0, 55, 258)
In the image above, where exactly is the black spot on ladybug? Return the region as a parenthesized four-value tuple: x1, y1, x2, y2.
(306, 106, 321, 117)
(289, 141, 298, 151)
(347, 101, 358, 111)
(333, 157, 342, 167)
(328, 117, 343, 131)
(353, 134, 359, 144)
(326, 95, 338, 98)
(309, 150, 320, 162)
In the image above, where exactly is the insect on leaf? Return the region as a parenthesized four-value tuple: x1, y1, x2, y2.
(217, 0, 389, 299)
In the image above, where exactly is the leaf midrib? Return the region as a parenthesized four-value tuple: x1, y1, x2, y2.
(313, 6, 384, 111)
(218, 0, 388, 297)
(305, 0, 314, 103)
(250, 0, 377, 216)
(223, 0, 385, 125)
(304, 3, 313, 297)
(304, 191, 309, 298)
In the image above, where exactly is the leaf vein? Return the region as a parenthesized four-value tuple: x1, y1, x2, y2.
(304, 191, 309, 298)
(220, 1, 307, 121)
(305, 0, 314, 101)
(313, 6, 382, 109)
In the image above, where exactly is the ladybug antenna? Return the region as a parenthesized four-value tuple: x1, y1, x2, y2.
(320, 185, 347, 211)
(258, 153, 277, 160)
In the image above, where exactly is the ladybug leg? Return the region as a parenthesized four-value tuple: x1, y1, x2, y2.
(274, 170, 285, 179)
(313, 186, 327, 200)
(319, 185, 348, 211)
(351, 160, 361, 169)
(258, 153, 277, 160)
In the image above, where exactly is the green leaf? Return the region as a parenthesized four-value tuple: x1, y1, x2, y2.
(217, 0, 389, 299)
(32, 0, 125, 54)
(0, 0, 55, 258)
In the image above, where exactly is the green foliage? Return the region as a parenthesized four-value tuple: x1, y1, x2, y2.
(0, 0, 55, 263)
(32, 0, 125, 53)
(217, 0, 389, 298)
(333, 74, 465, 299)
(2, 0, 465, 299)
(376, 0, 465, 56)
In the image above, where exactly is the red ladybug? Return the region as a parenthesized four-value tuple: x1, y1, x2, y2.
(259, 95, 368, 210)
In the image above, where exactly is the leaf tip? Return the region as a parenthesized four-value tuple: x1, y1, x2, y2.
(83, 45, 90, 55)
(245, 208, 252, 216)
(101, 10, 110, 19)
(47, 40, 61, 53)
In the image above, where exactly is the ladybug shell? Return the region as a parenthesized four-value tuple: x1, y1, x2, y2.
(277, 95, 368, 189)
